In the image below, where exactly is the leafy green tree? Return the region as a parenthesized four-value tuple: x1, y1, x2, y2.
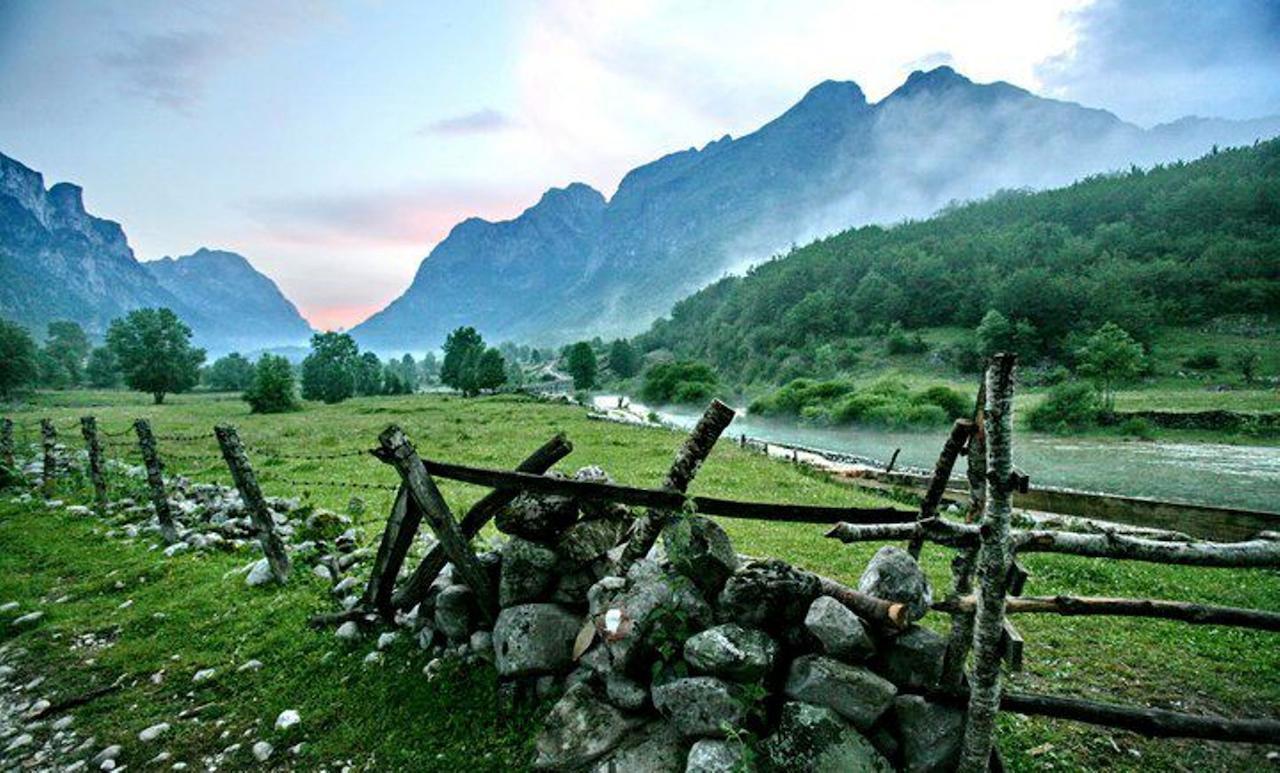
(43, 320, 91, 387)
(1026, 381, 1100, 432)
(420, 351, 440, 385)
(641, 361, 718, 404)
(106, 308, 205, 404)
(1075, 322, 1145, 411)
(608, 339, 641, 379)
(441, 327, 486, 396)
(355, 351, 384, 396)
(243, 355, 300, 413)
(204, 352, 255, 391)
(975, 310, 1038, 360)
(0, 319, 39, 399)
(565, 341, 598, 390)
(399, 353, 419, 391)
(300, 332, 359, 404)
(37, 349, 73, 389)
(85, 346, 121, 388)
(475, 348, 507, 392)
(1233, 348, 1261, 385)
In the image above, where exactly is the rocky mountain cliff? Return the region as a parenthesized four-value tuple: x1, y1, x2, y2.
(351, 67, 1280, 351)
(0, 152, 312, 355)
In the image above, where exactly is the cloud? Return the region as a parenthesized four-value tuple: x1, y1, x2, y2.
(418, 108, 517, 136)
(1038, 0, 1280, 125)
(98, 29, 223, 111)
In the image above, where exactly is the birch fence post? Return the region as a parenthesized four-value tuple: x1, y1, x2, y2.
(958, 352, 1017, 772)
(134, 419, 179, 544)
(1, 418, 14, 471)
(214, 425, 290, 583)
(40, 418, 57, 496)
(80, 416, 108, 513)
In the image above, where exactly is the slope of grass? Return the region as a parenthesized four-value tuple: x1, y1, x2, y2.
(1, 391, 1277, 771)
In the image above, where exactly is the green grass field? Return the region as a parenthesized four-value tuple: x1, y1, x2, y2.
(1, 391, 1277, 771)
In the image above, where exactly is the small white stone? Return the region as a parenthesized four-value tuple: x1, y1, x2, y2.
(236, 659, 263, 673)
(335, 621, 360, 641)
(0, 601, 18, 612)
(139, 722, 171, 741)
(148, 751, 172, 765)
(5, 733, 33, 751)
(376, 632, 398, 650)
(363, 651, 383, 665)
(117, 599, 134, 610)
(52, 715, 74, 730)
(192, 668, 217, 683)
(252, 741, 273, 762)
(313, 564, 333, 581)
(12, 611, 44, 627)
(245, 559, 273, 587)
(274, 709, 300, 731)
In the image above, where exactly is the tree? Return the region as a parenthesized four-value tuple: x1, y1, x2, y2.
(441, 327, 486, 396)
(355, 351, 384, 396)
(204, 352, 255, 391)
(1075, 322, 1144, 412)
(420, 352, 440, 385)
(243, 355, 300, 413)
(475, 348, 507, 392)
(975, 310, 1038, 360)
(0, 319, 39, 399)
(399, 353, 419, 391)
(641, 361, 719, 404)
(608, 339, 641, 379)
(85, 346, 121, 388)
(43, 320, 91, 387)
(300, 332, 359, 404)
(106, 308, 205, 404)
(1233, 348, 1261, 385)
(565, 341, 598, 390)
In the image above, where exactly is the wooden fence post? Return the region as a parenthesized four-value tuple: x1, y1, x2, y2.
(958, 353, 1018, 772)
(134, 419, 180, 544)
(214, 425, 290, 583)
(80, 416, 108, 513)
(908, 419, 974, 558)
(375, 425, 496, 623)
(40, 419, 57, 496)
(616, 399, 735, 572)
(966, 379, 987, 523)
(0, 418, 14, 471)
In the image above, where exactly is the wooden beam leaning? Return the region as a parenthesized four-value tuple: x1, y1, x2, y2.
(40, 418, 57, 496)
(940, 547, 979, 693)
(908, 418, 974, 558)
(358, 485, 416, 617)
(958, 352, 1018, 773)
(80, 416, 108, 513)
(391, 433, 573, 613)
(617, 399, 736, 573)
(937, 594, 1280, 632)
(375, 425, 496, 624)
(134, 419, 179, 544)
(214, 425, 290, 583)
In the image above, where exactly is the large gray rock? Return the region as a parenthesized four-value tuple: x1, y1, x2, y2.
(652, 677, 746, 738)
(783, 655, 896, 730)
(498, 492, 579, 542)
(605, 560, 714, 674)
(499, 537, 559, 607)
(558, 517, 628, 565)
(434, 584, 474, 643)
(685, 739, 748, 773)
(535, 683, 643, 770)
(857, 546, 932, 623)
(605, 672, 649, 711)
(716, 559, 820, 633)
(804, 596, 875, 662)
(683, 624, 778, 683)
(492, 603, 583, 677)
(759, 702, 892, 773)
(892, 695, 964, 773)
(874, 625, 946, 690)
(592, 721, 687, 773)
(663, 515, 739, 596)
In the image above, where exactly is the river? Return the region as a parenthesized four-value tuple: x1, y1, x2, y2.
(592, 396, 1280, 513)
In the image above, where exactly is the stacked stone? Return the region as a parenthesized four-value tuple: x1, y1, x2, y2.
(396, 463, 965, 773)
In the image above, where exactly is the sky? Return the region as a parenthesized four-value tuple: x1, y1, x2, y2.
(1, 0, 1277, 331)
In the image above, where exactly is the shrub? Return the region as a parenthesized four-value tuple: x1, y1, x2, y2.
(912, 385, 970, 420)
(1118, 417, 1157, 440)
(1182, 349, 1220, 370)
(885, 323, 929, 355)
(1026, 382, 1099, 433)
(641, 361, 719, 404)
(244, 355, 300, 414)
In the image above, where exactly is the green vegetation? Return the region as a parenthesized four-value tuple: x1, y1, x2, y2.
(243, 354, 300, 414)
(301, 331, 359, 404)
(84, 346, 121, 389)
(0, 391, 1275, 771)
(641, 360, 719, 404)
(637, 141, 1280, 387)
(106, 308, 206, 404)
(565, 341, 598, 390)
(1075, 322, 1146, 412)
(441, 326, 507, 396)
(39, 320, 91, 388)
(203, 352, 255, 392)
(749, 377, 969, 429)
(1026, 382, 1100, 433)
(607, 339, 641, 379)
(0, 318, 38, 399)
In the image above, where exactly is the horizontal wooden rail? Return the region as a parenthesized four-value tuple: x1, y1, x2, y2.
(936, 594, 1280, 632)
(826, 518, 1280, 568)
(421, 458, 915, 525)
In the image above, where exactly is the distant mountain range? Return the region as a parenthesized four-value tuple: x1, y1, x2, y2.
(0, 152, 312, 355)
(350, 66, 1280, 352)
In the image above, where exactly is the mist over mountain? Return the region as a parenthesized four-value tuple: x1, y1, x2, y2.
(351, 67, 1280, 352)
(0, 152, 312, 355)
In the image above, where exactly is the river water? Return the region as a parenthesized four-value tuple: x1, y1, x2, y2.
(593, 396, 1280, 513)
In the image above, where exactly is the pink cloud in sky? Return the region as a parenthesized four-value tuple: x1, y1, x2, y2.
(303, 302, 387, 333)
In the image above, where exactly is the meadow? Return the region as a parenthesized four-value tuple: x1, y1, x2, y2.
(1, 390, 1277, 770)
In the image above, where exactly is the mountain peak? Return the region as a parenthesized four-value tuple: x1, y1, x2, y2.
(789, 79, 868, 114)
(892, 65, 973, 97)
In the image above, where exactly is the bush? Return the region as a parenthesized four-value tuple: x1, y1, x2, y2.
(1182, 349, 1220, 370)
(641, 361, 719, 405)
(885, 323, 929, 355)
(1118, 417, 1157, 440)
(244, 355, 300, 414)
(1026, 382, 1099, 433)
(752, 377, 957, 429)
(912, 385, 970, 420)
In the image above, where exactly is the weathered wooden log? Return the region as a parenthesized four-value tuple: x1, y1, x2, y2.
(940, 548, 979, 693)
(1001, 619, 1024, 671)
(937, 594, 1280, 632)
(884, 448, 901, 474)
(134, 419, 179, 544)
(0, 417, 14, 470)
(617, 399, 736, 572)
(816, 575, 908, 630)
(959, 352, 1017, 773)
(214, 425, 290, 583)
(80, 416, 108, 513)
(967, 379, 987, 524)
(909, 419, 974, 558)
(359, 485, 416, 616)
(429, 460, 913, 526)
(40, 418, 57, 496)
(827, 518, 979, 547)
(390, 434, 572, 613)
(375, 425, 496, 624)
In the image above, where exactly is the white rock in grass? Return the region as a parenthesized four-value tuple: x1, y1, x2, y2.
(1, 601, 20, 613)
(192, 668, 217, 683)
(245, 559, 273, 587)
(313, 564, 333, 581)
(139, 722, 171, 741)
(363, 651, 383, 666)
(237, 659, 263, 673)
(91, 745, 122, 766)
(376, 632, 399, 651)
(5, 733, 33, 751)
(12, 611, 44, 627)
(332, 577, 358, 595)
(275, 709, 301, 731)
(252, 741, 273, 762)
(335, 621, 360, 641)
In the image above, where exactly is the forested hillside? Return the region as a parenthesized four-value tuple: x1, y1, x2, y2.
(636, 139, 1280, 385)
